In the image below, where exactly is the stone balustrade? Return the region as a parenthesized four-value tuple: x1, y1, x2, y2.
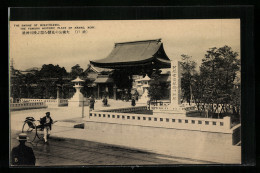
(149, 105, 196, 112)
(97, 106, 147, 113)
(86, 110, 232, 133)
(10, 102, 47, 111)
(21, 98, 57, 103)
(59, 99, 68, 103)
(150, 101, 171, 106)
(149, 101, 238, 114)
(196, 103, 240, 114)
(149, 105, 170, 110)
(58, 99, 68, 106)
(20, 98, 68, 107)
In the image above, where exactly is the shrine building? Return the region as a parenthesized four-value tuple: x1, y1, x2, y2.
(90, 39, 171, 100)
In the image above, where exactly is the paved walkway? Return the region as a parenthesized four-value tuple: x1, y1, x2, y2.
(48, 122, 241, 164)
(11, 99, 132, 130)
(10, 100, 241, 165)
(11, 130, 190, 166)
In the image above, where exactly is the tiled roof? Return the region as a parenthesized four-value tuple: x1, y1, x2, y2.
(90, 39, 171, 68)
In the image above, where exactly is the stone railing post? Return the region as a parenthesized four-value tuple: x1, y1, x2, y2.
(223, 116, 231, 130)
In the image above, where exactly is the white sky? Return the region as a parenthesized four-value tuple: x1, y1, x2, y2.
(10, 19, 240, 72)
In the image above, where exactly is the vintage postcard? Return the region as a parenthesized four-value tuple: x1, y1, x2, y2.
(9, 19, 241, 166)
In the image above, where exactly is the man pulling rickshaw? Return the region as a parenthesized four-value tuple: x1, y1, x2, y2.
(40, 112, 54, 143)
(22, 112, 56, 143)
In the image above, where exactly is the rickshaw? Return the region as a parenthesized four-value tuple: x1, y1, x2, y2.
(22, 117, 44, 142)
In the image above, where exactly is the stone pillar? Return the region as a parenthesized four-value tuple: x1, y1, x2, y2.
(56, 87, 60, 106)
(105, 85, 108, 98)
(223, 116, 231, 130)
(170, 60, 181, 106)
(56, 87, 60, 99)
(97, 84, 100, 99)
(61, 85, 64, 99)
(113, 84, 117, 100)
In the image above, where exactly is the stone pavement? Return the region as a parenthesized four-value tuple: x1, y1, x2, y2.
(49, 122, 240, 164)
(10, 99, 241, 165)
(11, 130, 208, 166)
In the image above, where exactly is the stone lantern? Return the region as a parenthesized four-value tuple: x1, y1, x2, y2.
(68, 76, 85, 107)
(138, 74, 151, 104)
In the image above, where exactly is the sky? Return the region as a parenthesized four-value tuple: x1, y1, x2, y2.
(9, 19, 240, 72)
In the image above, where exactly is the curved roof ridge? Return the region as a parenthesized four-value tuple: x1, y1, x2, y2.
(115, 38, 161, 45)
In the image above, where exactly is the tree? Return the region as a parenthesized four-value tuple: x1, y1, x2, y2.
(10, 71, 24, 102)
(70, 64, 83, 79)
(180, 54, 197, 104)
(82, 76, 94, 98)
(22, 73, 38, 98)
(191, 73, 203, 106)
(230, 70, 241, 120)
(198, 46, 240, 115)
(148, 69, 162, 103)
(35, 64, 68, 98)
(37, 64, 67, 79)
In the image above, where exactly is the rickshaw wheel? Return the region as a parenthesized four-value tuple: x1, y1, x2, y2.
(36, 126, 44, 141)
(22, 121, 37, 143)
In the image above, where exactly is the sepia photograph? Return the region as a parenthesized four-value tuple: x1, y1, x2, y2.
(9, 18, 241, 166)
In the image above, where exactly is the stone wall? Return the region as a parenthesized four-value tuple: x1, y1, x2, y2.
(84, 121, 241, 163)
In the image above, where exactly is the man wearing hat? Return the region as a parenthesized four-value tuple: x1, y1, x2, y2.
(40, 112, 53, 143)
(11, 133, 36, 166)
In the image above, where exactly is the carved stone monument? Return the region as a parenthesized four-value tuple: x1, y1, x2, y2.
(153, 60, 196, 114)
(170, 60, 182, 106)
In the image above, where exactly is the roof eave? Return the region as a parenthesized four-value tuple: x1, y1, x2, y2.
(90, 56, 155, 68)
